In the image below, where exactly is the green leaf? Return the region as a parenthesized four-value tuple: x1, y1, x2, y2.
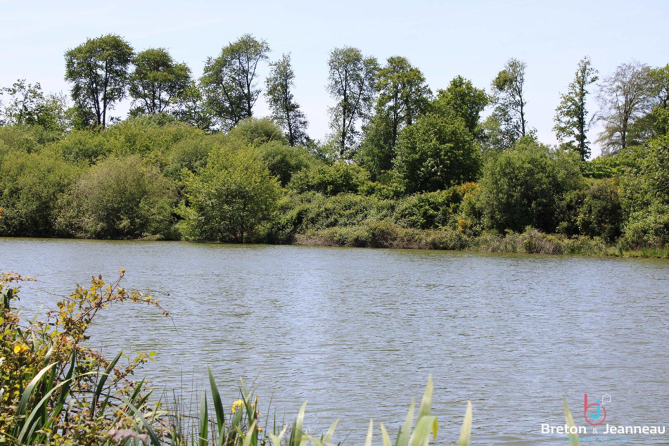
(199, 391, 208, 446)
(208, 366, 226, 435)
(409, 415, 438, 446)
(417, 375, 433, 420)
(395, 398, 415, 446)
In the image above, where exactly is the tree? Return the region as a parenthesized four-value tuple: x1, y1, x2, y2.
(628, 64, 669, 142)
(265, 53, 308, 146)
(595, 61, 655, 155)
(201, 34, 270, 131)
(129, 48, 191, 116)
(480, 138, 584, 233)
(433, 75, 488, 137)
(554, 57, 599, 160)
(491, 58, 530, 147)
(359, 56, 430, 178)
(327, 47, 379, 158)
(180, 147, 281, 242)
(64, 34, 134, 128)
(0, 79, 69, 132)
(172, 81, 213, 131)
(394, 113, 480, 193)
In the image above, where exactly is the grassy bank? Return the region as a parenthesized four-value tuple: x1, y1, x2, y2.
(291, 223, 669, 258)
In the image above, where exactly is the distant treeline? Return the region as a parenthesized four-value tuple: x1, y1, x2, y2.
(0, 34, 667, 252)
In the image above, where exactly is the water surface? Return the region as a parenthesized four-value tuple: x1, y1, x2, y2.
(4, 238, 668, 444)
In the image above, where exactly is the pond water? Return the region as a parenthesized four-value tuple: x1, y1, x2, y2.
(3, 238, 668, 444)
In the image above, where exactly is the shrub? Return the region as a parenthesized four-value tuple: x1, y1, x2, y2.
(257, 141, 314, 186)
(56, 155, 177, 239)
(179, 147, 281, 242)
(0, 271, 166, 445)
(394, 113, 480, 193)
(393, 186, 468, 230)
(479, 139, 584, 233)
(576, 179, 622, 241)
(289, 162, 370, 196)
(227, 117, 287, 147)
(0, 150, 81, 236)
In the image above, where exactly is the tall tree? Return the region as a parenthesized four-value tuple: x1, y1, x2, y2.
(265, 53, 308, 146)
(433, 75, 488, 137)
(628, 64, 669, 142)
(491, 58, 529, 146)
(327, 46, 378, 158)
(595, 61, 655, 155)
(553, 57, 599, 161)
(201, 34, 270, 131)
(129, 48, 191, 116)
(359, 56, 430, 178)
(64, 34, 134, 128)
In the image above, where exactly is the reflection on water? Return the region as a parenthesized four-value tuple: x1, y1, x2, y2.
(4, 238, 668, 445)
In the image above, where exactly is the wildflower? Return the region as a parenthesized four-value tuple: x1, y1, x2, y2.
(13, 343, 28, 354)
(231, 399, 244, 413)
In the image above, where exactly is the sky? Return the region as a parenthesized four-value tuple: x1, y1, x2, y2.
(0, 0, 668, 157)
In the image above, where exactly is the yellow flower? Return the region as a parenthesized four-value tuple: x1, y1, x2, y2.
(231, 399, 244, 413)
(13, 344, 28, 354)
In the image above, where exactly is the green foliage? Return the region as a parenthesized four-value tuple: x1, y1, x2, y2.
(575, 179, 622, 241)
(595, 62, 658, 154)
(65, 34, 134, 128)
(228, 117, 287, 148)
(163, 136, 216, 181)
(265, 54, 309, 146)
(491, 58, 530, 144)
(393, 186, 471, 230)
(0, 125, 42, 154)
(327, 47, 379, 158)
(56, 155, 177, 239)
(289, 162, 371, 196)
(171, 81, 214, 131)
(180, 147, 281, 242)
(479, 138, 584, 233)
(0, 150, 80, 236)
(257, 141, 314, 186)
(104, 115, 204, 159)
(51, 128, 109, 164)
(432, 76, 488, 138)
(0, 271, 166, 445)
(554, 57, 599, 160)
(202, 34, 270, 130)
(129, 48, 192, 115)
(394, 113, 480, 193)
(0, 80, 69, 132)
(359, 57, 431, 180)
(618, 136, 669, 248)
(273, 192, 393, 238)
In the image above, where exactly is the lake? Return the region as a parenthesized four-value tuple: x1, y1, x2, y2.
(3, 238, 668, 445)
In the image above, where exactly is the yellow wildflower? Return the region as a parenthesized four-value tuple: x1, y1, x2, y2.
(231, 399, 244, 413)
(13, 344, 28, 354)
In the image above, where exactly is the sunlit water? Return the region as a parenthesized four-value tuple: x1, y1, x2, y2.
(3, 238, 668, 445)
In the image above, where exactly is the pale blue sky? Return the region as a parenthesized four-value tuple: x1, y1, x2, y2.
(1, 0, 668, 156)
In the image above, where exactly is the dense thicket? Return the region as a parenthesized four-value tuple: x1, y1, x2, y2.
(0, 34, 667, 252)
